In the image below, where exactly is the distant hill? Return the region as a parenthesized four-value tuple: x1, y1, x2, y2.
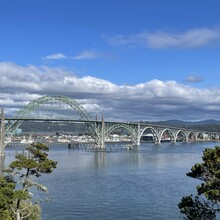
(161, 119, 220, 125)
(141, 119, 220, 132)
(19, 119, 220, 133)
(191, 119, 220, 125)
(19, 121, 88, 134)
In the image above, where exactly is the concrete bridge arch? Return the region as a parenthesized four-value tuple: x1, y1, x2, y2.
(158, 128, 175, 143)
(139, 126, 159, 144)
(105, 123, 137, 145)
(175, 130, 187, 142)
(187, 131, 197, 141)
(196, 132, 204, 140)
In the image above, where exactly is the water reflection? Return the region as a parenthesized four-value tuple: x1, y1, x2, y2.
(127, 146, 141, 166)
(3, 142, 220, 220)
(94, 151, 106, 168)
(90, 145, 143, 170)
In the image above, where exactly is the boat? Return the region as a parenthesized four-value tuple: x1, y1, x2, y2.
(20, 135, 33, 144)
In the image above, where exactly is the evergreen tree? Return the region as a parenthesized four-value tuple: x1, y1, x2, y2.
(178, 146, 220, 219)
(0, 175, 15, 220)
(4, 142, 57, 220)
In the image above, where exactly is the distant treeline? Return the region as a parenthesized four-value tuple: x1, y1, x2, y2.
(142, 120, 220, 132)
(20, 121, 88, 133)
(19, 120, 220, 133)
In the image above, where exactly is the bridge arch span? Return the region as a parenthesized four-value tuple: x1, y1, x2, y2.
(159, 128, 175, 143)
(187, 131, 197, 141)
(139, 127, 159, 143)
(105, 124, 137, 144)
(175, 130, 187, 142)
(6, 95, 97, 137)
(197, 132, 204, 140)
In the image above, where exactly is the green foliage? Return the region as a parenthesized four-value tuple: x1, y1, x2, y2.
(0, 209, 13, 220)
(1, 142, 57, 220)
(10, 201, 41, 220)
(8, 143, 57, 178)
(179, 146, 220, 219)
(187, 146, 220, 202)
(178, 195, 215, 220)
(13, 190, 30, 200)
(9, 154, 38, 170)
(0, 176, 15, 218)
(21, 201, 41, 220)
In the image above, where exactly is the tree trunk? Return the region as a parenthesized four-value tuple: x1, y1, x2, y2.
(16, 210, 21, 220)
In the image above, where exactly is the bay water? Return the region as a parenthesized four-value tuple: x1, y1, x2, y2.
(4, 142, 220, 220)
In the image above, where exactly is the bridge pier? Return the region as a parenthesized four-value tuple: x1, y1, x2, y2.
(0, 108, 5, 157)
(95, 114, 106, 149)
(137, 123, 141, 146)
(101, 114, 105, 148)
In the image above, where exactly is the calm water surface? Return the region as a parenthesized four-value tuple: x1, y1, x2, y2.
(4, 142, 220, 220)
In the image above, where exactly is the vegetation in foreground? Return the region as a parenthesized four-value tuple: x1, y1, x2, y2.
(178, 146, 220, 219)
(0, 142, 57, 220)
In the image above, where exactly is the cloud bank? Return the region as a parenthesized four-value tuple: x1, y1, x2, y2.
(105, 27, 220, 49)
(0, 62, 220, 121)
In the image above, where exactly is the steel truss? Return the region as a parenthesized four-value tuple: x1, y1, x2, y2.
(5, 95, 99, 138)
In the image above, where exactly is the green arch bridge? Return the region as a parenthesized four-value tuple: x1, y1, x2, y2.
(0, 95, 219, 156)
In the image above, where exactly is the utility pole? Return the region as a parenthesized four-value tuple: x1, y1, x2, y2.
(0, 108, 5, 157)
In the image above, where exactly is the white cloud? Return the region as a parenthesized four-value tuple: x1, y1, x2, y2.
(105, 27, 220, 49)
(184, 75, 204, 83)
(43, 53, 67, 60)
(0, 62, 220, 121)
(43, 50, 112, 61)
(72, 50, 99, 60)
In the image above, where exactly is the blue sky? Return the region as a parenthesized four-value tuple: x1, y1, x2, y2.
(1, 0, 220, 121)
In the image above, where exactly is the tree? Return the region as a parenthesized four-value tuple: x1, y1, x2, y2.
(4, 142, 57, 220)
(0, 175, 15, 220)
(178, 146, 220, 219)
(10, 200, 41, 220)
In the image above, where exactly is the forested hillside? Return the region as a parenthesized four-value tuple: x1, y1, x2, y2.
(19, 120, 220, 133)
(142, 120, 220, 132)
